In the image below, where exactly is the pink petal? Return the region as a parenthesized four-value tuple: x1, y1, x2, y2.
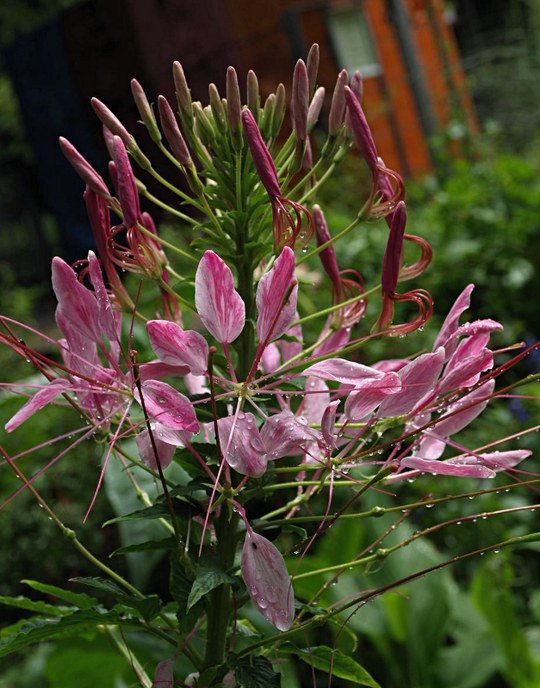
(136, 427, 177, 470)
(147, 320, 208, 375)
(260, 342, 281, 373)
(303, 358, 384, 386)
(379, 349, 445, 417)
(87, 251, 119, 343)
(138, 361, 190, 381)
(241, 531, 294, 631)
(313, 318, 351, 357)
(344, 372, 401, 421)
(52, 257, 101, 343)
(256, 247, 298, 344)
(302, 377, 330, 425)
(433, 380, 495, 437)
(134, 380, 199, 431)
(215, 413, 267, 478)
(5, 379, 71, 432)
(195, 251, 245, 343)
(401, 456, 496, 478)
(185, 373, 209, 395)
(112, 135, 140, 227)
(261, 411, 321, 459)
(438, 348, 493, 394)
(432, 284, 474, 356)
(152, 659, 175, 688)
(279, 321, 303, 363)
(479, 449, 532, 470)
(321, 400, 340, 449)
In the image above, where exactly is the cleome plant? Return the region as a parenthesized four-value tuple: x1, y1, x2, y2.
(0, 45, 539, 687)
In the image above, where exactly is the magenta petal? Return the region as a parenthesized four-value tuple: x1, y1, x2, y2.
(344, 372, 401, 421)
(303, 358, 384, 386)
(215, 413, 267, 477)
(195, 251, 245, 343)
(5, 379, 71, 432)
(261, 410, 321, 459)
(379, 349, 445, 417)
(147, 320, 208, 375)
(401, 455, 496, 478)
(241, 531, 294, 631)
(256, 247, 298, 344)
(135, 380, 199, 431)
(112, 135, 140, 227)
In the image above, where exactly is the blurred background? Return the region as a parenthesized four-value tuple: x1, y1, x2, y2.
(1, 1, 540, 687)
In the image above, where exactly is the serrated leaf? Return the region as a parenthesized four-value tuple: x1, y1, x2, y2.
(169, 551, 203, 632)
(21, 580, 98, 610)
(0, 609, 134, 657)
(187, 555, 235, 610)
(281, 646, 380, 687)
(229, 654, 281, 688)
(0, 595, 75, 617)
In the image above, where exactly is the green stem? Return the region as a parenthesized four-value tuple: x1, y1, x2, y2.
(203, 509, 239, 669)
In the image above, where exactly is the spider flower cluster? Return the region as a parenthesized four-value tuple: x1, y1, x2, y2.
(0, 44, 535, 684)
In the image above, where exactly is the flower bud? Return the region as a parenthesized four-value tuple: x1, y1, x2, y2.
(246, 69, 260, 117)
(306, 43, 320, 94)
(172, 60, 193, 121)
(307, 86, 325, 132)
(291, 59, 309, 142)
(91, 97, 133, 149)
(226, 66, 242, 132)
(59, 137, 110, 198)
(158, 95, 192, 166)
(131, 78, 162, 143)
(328, 70, 348, 136)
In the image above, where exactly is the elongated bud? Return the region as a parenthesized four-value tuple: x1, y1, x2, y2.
(306, 43, 320, 94)
(350, 70, 364, 102)
(241, 108, 281, 198)
(291, 59, 309, 141)
(261, 93, 275, 132)
(158, 95, 192, 166)
(344, 86, 378, 171)
(112, 135, 140, 227)
(272, 83, 286, 136)
(59, 137, 110, 198)
(91, 97, 133, 149)
(328, 69, 348, 136)
(313, 205, 340, 285)
(382, 201, 406, 294)
(131, 79, 161, 143)
(208, 83, 226, 131)
(307, 86, 325, 132)
(226, 66, 242, 131)
(246, 69, 260, 117)
(172, 61, 193, 120)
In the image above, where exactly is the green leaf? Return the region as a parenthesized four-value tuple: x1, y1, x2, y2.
(44, 637, 127, 688)
(229, 654, 281, 688)
(0, 609, 134, 657)
(187, 555, 236, 610)
(70, 577, 162, 622)
(21, 580, 98, 610)
(169, 551, 203, 632)
(281, 646, 381, 687)
(102, 501, 175, 525)
(0, 594, 75, 616)
(110, 536, 177, 556)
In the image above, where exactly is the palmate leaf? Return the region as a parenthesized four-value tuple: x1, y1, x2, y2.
(280, 645, 381, 687)
(0, 608, 137, 657)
